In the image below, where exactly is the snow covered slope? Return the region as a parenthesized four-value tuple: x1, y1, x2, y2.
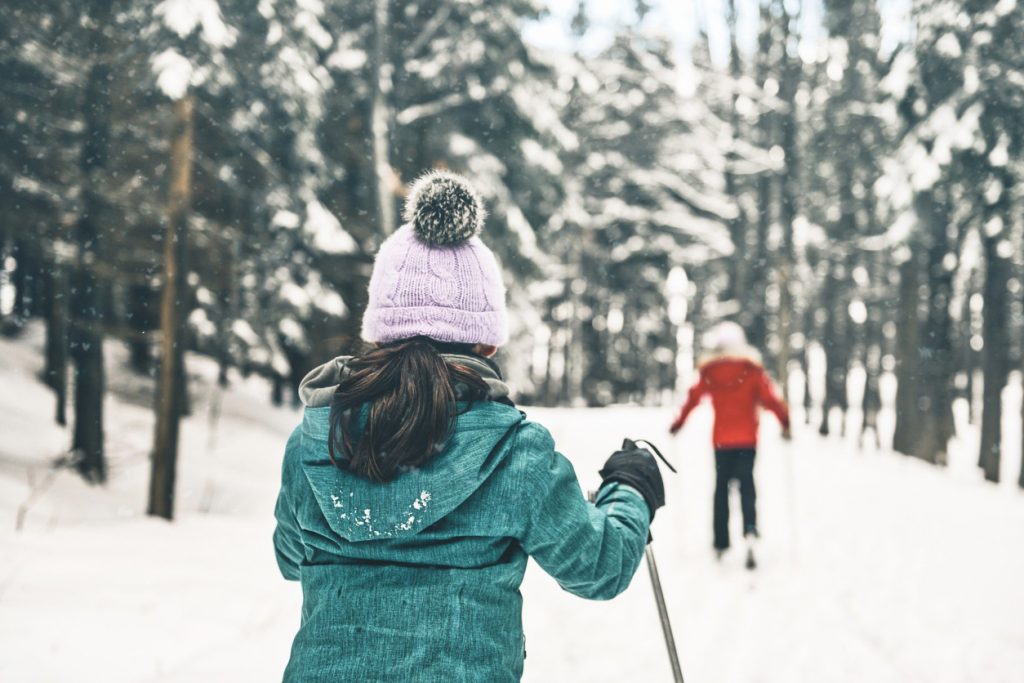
(1, 329, 1022, 682)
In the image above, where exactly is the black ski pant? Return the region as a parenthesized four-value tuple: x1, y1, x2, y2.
(713, 448, 757, 550)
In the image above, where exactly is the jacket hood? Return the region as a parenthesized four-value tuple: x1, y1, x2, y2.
(697, 343, 763, 369)
(298, 354, 511, 408)
(295, 355, 522, 542)
(697, 344, 764, 390)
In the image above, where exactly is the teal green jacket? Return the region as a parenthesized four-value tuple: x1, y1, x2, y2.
(273, 356, 651, 682)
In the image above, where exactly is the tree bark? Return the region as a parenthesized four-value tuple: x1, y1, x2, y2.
(723, 0, 748, 311)
(749, 171, 771, 352)
(911, 190, 955, 465)
(127, 283, 154, 374)
(271, 374, 285, 407)
(371, 0, 396, 235)
(10, 236, 42, 325)
(800, 306, 815, 423)
(148, 95, 194, 520)
(542, 313, 558, 405)
(216, 230, 241, 388)
(70, 20, 113, 483)
(580, 299, 607, 406)
(959, 270, 978, 424)
(860, 307, 882, 449)
(1019, 368, 1024, 488)
(748, 6, 775, 354)
(775, 4, 801, 404)
(43, 260, 69, 426)
(818, 260, 849, 437)
(978, 236, 1007, 483)
(892, 251, 921, 456)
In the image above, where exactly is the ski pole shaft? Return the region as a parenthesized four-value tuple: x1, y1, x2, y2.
(784, 447, 799, 565)
(645, 544, 685, 683)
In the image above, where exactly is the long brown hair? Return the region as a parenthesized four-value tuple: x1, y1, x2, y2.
(328, 337, 491, 482)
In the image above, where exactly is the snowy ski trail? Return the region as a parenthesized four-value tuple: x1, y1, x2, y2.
(1, 331, 1023, 682)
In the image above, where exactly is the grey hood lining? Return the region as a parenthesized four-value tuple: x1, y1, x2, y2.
(298, 354, 511, 408)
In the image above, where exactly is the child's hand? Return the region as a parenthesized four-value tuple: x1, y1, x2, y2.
(782, 425, 792, 441)
(668, 420, 682, 435)
(598, 440, 666, 521)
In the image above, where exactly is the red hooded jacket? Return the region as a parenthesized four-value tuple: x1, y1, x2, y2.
(670, 352, 789, 450)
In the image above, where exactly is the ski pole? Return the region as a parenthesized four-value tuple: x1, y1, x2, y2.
(626, 438, 684, 682)
(783, 440, 800, 565)
(592, 438, 685, 682)
(645, 539, 685, 683)
(590, 491, 685, 682)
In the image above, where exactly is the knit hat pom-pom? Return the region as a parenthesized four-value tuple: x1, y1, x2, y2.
(404, 171, 486, 246)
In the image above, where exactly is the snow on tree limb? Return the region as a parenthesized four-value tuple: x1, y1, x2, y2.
(155, 0, 236, 48)
(396, 92, 471, 125)
(305, 201, 356, 255)
(152, 49, 193, 100)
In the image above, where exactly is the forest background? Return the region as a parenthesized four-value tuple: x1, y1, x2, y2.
(2, 0, 1023, 519)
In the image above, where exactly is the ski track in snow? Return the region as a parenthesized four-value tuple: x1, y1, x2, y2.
(0, 328, 1022, 682)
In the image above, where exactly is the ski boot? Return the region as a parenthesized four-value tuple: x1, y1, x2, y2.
(743, 530, 759, 570)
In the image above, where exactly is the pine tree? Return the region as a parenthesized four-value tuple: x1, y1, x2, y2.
(884, 0, 1024, 473)
(812, 0, 889, 437)
(547, 26, 738, 404)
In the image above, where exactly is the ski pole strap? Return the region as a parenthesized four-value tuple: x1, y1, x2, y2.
(630, 438, 677, 474)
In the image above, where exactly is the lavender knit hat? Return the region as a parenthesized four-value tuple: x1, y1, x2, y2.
(360, 171, 508, 346)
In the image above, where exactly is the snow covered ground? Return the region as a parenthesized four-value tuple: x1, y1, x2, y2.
(1, 325, 1023, 682)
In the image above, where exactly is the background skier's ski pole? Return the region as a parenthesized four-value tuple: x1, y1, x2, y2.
(782, 429, 800, 565)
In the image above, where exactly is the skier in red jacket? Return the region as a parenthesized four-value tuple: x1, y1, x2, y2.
(669, 322, 790, 568)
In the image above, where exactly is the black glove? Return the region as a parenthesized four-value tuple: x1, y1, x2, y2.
(598, 438, 666, 521)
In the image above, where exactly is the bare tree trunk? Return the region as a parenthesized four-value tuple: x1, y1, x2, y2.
(216, 229, 240, 388)
(748, 1, 775, 354)
(818, 259, 849, 436)
(148, 95, 194, 520)
(777, 262, 793, 405)
(10, 236, 42, 326)
(800, 306, 815, 423)
(1019, 369, 1024, 488)
(70, 25, 113, 483)
(749, 172, 771, 352)
(892, 251, 921, 456)
(270, 374, 285, 406)
(580, 298, 607, 407)
(912, 190, 955, 465)
(568, 298, 585, 405)
(959, 271, 978, 424)
(559, 332, 572, 405)
(775, 3, 801, 404)
(542, 317, 557, 405)
(978, 236, 1008, 483)
(127, 283, 154, 374)
(723, 0, 748, 311)
(43, 261, 69, 426)
(371, 0, 396, 235)
(860, 307, 882, 449)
